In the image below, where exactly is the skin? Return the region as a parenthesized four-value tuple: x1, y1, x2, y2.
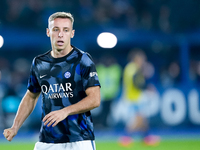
(3, 17, 101, 141)
(3, 90, 40, 141)
(47, 18, 75, 58)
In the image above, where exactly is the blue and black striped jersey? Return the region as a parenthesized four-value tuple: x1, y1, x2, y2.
(27, 46, 100, 143)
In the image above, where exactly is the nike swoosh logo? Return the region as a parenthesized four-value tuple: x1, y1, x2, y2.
(40, 74, 47, 78)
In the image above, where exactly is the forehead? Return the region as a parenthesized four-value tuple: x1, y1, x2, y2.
(49, 18, 72, 29)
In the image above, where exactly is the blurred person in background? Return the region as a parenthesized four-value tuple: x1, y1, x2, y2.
(0, 70, 3, 129)
(3, 12, 101, 150)
(1, 58, 31, 130)
(160, 61, 180, 88)
(93, 54, 122, 128)
(0, 58, 12, 129)
(116, 48, 160, 146)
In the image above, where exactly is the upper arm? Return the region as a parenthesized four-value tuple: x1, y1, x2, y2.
(27, 58, 41, 93)
(81, 53, 101, 90)
(25, 90, 41, 104)
(85, 86, 101, 107)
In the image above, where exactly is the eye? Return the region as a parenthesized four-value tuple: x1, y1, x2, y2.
(53, 28, 59, 31)
(64, 29, 68, 32)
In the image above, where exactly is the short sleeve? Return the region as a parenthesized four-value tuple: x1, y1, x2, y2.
(81, 53, 101, 90)
(27, 58, 41, 93)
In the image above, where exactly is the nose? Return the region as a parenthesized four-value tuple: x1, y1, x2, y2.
(58, 31, 63, 37)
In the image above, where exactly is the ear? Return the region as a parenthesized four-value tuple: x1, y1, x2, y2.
(71, 30, 75, 38)
(46, 28, 50, 37)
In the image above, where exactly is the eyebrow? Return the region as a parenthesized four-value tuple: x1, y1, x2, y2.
(53, 26, 70, 29)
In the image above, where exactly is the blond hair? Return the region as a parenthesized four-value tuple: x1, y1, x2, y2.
(48, 12, 74, 28)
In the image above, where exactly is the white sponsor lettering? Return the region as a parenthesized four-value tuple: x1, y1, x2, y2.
(41, 85, 48, 94)
(49, 84, 54, 93)
(58, 83, 65, 92)
(41, 83, 72, 94)
(41, 83, 73, 99)
(48, 92, 73, 99)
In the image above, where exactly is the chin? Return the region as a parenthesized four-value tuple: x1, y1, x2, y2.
(56, 48, 63, 51)
(55, 45, 64, 51)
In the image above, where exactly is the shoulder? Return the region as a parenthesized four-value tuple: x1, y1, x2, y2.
(124, 62, 137, 74)
(73, 46, 94, 66)
(34, 51, 51, 62)
(30, 51, 51, 69)
(125, 62, 136, 70)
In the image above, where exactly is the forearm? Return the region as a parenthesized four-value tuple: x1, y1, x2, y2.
(12, 91, 40, 131)
(12, 101, 33, 131)
(43, 86, 100, 127)
(64, 96, 99, 116)
(64, 86, 101, 116)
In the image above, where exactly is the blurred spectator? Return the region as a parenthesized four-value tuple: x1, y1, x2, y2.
(22, 0, 44, 29)
(0, 70, 5, 129)
(125, 5, 138, 30)
(2, 94, 21, 128)
(0, 57, 11, 86)
(93, 0, 113, 25)
(0, 57, 31, 129)
(112, 48, 160, 146)
(160, 61, 181, 88)
(78, 0, 94, 27)
(189, 60, 200, 85)
(12, 58, 31, 97)
(190, 60, 197, 83)
(140, 10, 153, 30)
(195, 61, 200, 84)
(168, 61, 181, 83)
(158, 5, 171, 33)
(5, 0, 26, 25)
(1, 0, 200, 33)
(92, 54, 122, 128)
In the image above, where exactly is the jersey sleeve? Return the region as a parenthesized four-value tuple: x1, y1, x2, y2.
(27, 58, 41, 93)
(81, 53, 101, 90)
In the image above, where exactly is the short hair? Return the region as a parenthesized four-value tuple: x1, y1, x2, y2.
(48, 12, 74, 28)
(128, 48, 146, 62)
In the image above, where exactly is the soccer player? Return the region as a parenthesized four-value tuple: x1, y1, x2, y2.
(119, 49, 160, 146)
(3, 12, 101, 150)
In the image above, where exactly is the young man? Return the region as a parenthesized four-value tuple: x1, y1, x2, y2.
(3, 12, 101, 150)
(119, 49, 160, 146)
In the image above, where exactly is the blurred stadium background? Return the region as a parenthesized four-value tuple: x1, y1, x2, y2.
(0, 0, 200, 149)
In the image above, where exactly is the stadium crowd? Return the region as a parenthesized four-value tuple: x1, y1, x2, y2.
(1, 0, 200, 33)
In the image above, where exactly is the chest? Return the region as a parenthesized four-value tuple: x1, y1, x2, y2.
(36, 61, 82, 88)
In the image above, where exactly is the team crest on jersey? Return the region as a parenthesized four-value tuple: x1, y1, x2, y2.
(64, 71, 71, 79)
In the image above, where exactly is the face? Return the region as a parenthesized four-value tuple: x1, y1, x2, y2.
(135, 55, 146, 68)
(47, 18, 75, 52)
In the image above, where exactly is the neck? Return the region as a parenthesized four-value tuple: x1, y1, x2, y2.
(51, 46, 73, 58)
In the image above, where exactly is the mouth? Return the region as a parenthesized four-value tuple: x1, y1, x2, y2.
(57, 40, 64, 46)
